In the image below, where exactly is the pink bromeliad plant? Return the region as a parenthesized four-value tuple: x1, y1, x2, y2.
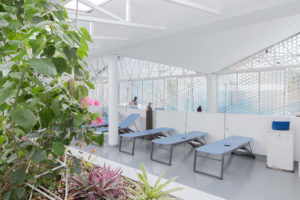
(70, 165, 124, 200)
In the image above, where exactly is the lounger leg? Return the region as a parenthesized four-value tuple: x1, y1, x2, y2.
(119, 136, 122, 152)
(150, 142, 154, 161)
(220, 155, 225, 180)
(151, 143, 173, 166)
(132, 138, 136, 155)
(247, 143, 256, 159)
(119, 137, 136, 155)
(193, 150, 198, 172)
(193, 152, 224, 180)
(231, 142, 255, 159)
(169, 145, 173, 166)
(188, 136, 207, 147)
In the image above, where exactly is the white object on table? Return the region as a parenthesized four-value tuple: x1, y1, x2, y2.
(267, 130, 294, 172)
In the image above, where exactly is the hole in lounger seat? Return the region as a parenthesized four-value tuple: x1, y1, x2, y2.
(181, 137, 186, 139)
(224, 144, 231, 147)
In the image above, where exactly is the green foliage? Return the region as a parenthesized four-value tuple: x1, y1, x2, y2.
(129, 163, 182, 200)
(0, 0, 104, 198)
(70, 165, 124, 199)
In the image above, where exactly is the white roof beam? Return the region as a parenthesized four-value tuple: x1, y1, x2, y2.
(78, 0, 124, 21)
(69, 14, 166, 30)
(89, 22, 127, 40)
(165, 0, 220, 15)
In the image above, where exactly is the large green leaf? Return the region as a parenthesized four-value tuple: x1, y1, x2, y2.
(0, 81, 15, 105)
(74, 85, 88, 100)
(32, 149, 46, 163)
(52, 142, 65, 156)
(43, 44, 56, 57)
(92, 134, 105, 147)
(0, 135, 7, 146)
(2, 191, 11, 200)
(29, 58, 57, 77)
(0, 19, 8, 28)
(63, 46, 77, 61)
(80, 27, 92, 42)
(0, 61, 14, 71)
(10, 168, 25, 184)
(51, 57, 71, 74)
(10, 107, 37, 129)
(16, 188, 25, 199)
(73, 114, 84, 126)
(74, 65, 87, 79)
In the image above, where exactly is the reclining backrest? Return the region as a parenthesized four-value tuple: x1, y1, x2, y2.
(119, 113, 140, 129)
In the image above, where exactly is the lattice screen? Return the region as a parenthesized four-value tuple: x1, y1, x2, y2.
(285, 67, 300, 116)
(238, 73, 259, 114)
(132, 81, 142, 104)
(119, 82, 128, 106)
(118, 57, 196, 80)
(193, 76, 207, 112)
(231, 33, 300, 70)
(152, 79, 164, 109)
(220, 33, 300, 116)
(218, 74, 238, 113)
(165, 78, 178, 111)
(178, 78, 192, 111)
(218, 67, 300, 116)
(260, 70, 285, 115)
(142, 80, 153, 109)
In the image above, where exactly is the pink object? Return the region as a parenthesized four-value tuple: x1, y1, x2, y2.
(94, 99, 99, 106)
(97, 117, 104, 126)
(86, 97, 94, 106)
(91, 120, 96, 126)
(21, 137, 28, 141)
(80, 98, 85, 104)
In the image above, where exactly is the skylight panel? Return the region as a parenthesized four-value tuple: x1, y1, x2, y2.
(64, 0, 112, 12)
(65, 1, 92, 12)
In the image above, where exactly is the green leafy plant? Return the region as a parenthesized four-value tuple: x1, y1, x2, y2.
(129, 163, 182, 200)
(0, 0, 104, 199)
(70, 165, 124, 200)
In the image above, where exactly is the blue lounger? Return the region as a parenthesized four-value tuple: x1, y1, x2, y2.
(119, 127, 174, 155)
(194, 136, 255, 180)
(151, 131, 208, 165)
(96, 113, 140, 134)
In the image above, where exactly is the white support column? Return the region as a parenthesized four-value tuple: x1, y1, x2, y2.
(126, 0, 132, 22)
(207, 74, 217, 113)
(108, 56, 119, 145)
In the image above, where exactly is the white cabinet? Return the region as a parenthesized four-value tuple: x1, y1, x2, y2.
(267, 130, 294, 172)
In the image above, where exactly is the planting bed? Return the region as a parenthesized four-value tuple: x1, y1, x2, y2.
(31, 157, 181, 200)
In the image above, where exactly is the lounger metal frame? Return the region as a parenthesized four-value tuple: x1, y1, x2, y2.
(119, 130, 172, 155)
(193, 142, 255, 180)
(118, 122, 138, 134)
(151, 135, 207, 166)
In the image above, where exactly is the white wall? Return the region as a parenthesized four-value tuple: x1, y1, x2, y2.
(155, 110, 186, 134)
(186, 112, 224, 143)
(119, 108, 300, 161)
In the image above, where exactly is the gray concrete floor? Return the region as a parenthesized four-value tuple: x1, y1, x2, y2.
(73, 137, 300, 200)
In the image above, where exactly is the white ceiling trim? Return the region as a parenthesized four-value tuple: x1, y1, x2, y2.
(165, 0, 220, 15)
(68, 13, 166, 30)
